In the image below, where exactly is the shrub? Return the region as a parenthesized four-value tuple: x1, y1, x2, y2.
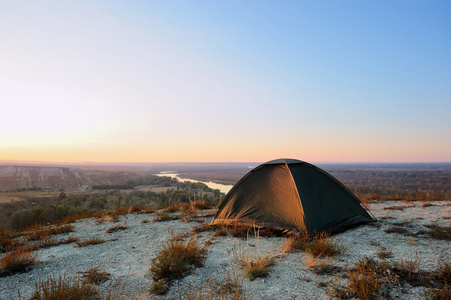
(0, 246, 39, 276)
(150, 235, 207, 282)
(33, 274, 109, 300)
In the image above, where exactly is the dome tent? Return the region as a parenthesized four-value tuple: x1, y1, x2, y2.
(212, 159, 374, 235)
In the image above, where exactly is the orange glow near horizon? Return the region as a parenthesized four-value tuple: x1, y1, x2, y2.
(2, 137, 450, 163)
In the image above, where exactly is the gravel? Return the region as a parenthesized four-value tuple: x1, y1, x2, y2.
(1, 201, 450, 299)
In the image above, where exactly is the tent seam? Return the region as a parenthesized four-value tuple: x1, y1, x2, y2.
(285, 162, 308, 233)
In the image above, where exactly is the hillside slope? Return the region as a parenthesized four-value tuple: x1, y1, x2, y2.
(0, 166, 140, 191)
(0, 201, 450, 299)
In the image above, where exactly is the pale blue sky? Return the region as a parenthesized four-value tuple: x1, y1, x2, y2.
(1, 1, 450, 162)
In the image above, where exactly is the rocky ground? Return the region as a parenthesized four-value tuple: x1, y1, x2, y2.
(1, 200, 450, 300)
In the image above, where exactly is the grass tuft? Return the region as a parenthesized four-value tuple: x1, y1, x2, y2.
(396, 252, 421, 282)
(305, 254, 340, 275)
(33, 274, 109, 300)
(149, 279, 169, 295)
(305, 232, 345, 257)
(76, 238, 106, 247)
(281, 233, 309, 253)
(150, 235, 207, 282)
(80, 267, 111, 285)
(345, 263, 381, 300)
(153, 211, 179, 222)
(0, 246, 39, 277)
(232, 231, 275, 281)
(182, 271, 252, 300)
(423, 224, 451, 241)
(106, 222, 129, 233)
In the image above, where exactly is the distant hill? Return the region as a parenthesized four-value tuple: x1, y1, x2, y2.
(0, 166, 141, 191)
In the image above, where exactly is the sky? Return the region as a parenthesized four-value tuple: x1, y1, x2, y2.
(1, 1, 450, 163)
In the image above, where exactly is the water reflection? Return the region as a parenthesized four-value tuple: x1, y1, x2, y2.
(156, 172, 232, 194)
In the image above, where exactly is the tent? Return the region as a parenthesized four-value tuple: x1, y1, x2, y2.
(211, 159, 374, 235)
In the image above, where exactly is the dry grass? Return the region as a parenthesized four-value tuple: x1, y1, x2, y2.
(376, 247, 393, 259)
(396, 252, 421, 282)
(330, 257, 387, 300)
(192, 199, 214, 210)
(0, 246, 39, 277)
(426, 284, 451, 300)
(181, 268, 252, 300)
(0, 227, 14, 252)
(20, 223, 75, 241)
(164, 203, 183, 213)
(106, 222, 129, 233)
(426, 258, 451, 300)
(182, 277, 252, 300)
(435, 259, 451, 285)
(305, 254, 339, 275)
(305, 232, 345, 257)
(384, 226, 412, 236)
(281, 233, 309, 253)
(421, 202, 436, 207)
(383, 204, 416, 211)
(153, 211, 180, 222)
(422, 224, 451, 241)
(228, 224, 284, 238)
(59, 235, 80, 245)
(33, 274, 109, 300)
(345, 264, 381, 300)
(282, 232, 345, 257)
(231, 231, 275, 281)
(149, 235, 207, 285)
(80, 267, 111, 285)
(76, 238, 106, 247)
(214, 227, 228, 237)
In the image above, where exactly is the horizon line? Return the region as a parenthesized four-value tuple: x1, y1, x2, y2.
(1, 159, 451, 165)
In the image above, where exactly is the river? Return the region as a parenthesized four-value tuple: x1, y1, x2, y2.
(156, 172, 233, 194)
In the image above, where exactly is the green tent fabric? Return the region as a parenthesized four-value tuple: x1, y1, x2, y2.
(211, 159, 374, 235)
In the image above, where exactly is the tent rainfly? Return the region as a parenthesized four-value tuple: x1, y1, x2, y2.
(211, 159, 375, 235)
